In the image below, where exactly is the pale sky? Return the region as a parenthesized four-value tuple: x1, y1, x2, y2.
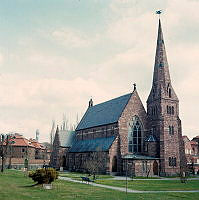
(0, 0, 198, 142)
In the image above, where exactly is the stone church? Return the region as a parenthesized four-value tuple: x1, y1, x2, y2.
(52, 19, 186, 176)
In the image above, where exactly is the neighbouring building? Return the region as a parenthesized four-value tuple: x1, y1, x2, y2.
(0, 133, 50, 170)
(50, 125, 75, 170)
(183, 135, 199, 174)
(52, 19, 186, 177)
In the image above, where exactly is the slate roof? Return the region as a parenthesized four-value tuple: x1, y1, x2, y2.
(76, 93, 132, 131)
(68, 136, 116, 153)
(59, 130, 75, 147)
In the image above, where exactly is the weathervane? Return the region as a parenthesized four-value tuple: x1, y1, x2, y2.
(156, 10, 162, 18)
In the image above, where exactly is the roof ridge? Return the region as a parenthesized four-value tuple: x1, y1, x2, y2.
(91, 92, 132, 108)
(76, 92, 133, 130)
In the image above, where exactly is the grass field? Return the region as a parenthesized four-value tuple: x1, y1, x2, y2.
(0, 170, 199, 200)
(95, 179, 199, 191)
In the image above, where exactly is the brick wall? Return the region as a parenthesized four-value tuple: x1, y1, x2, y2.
(76, 123, 119, 141)
(118, 90, 148, 156)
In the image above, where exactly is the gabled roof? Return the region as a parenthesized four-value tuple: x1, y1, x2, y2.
(76, 93, 132, 130)
(68, 136, 116, 153)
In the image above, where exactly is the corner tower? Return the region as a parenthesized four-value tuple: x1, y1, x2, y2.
(147, 19, 185, 176)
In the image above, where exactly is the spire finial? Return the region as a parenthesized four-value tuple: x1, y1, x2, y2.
(133, 83, 136, 91)
(89, 98, 93, 108)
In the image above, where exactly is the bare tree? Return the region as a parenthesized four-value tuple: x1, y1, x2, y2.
(50, 120, 55, 151)
(83, 148, 107, 179)
(0, 134, 15, 172)
(146, 161, 152, 178)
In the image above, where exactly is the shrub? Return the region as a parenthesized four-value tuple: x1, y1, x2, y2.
(29, 168, 58, 184)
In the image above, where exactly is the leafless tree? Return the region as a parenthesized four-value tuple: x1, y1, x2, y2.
(0, 134, 15, 172)
(83, 148, 107, 179)
(146, 162, 152, 178)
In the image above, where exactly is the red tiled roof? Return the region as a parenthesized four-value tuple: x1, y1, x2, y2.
(9, 134, 35, 148)
(29, 139, 46, 150)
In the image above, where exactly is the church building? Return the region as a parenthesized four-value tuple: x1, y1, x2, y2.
(59, 19, 186, 176)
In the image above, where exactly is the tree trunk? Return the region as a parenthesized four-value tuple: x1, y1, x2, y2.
(1, 156, 4, 172)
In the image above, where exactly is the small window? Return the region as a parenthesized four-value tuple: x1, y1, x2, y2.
(168, 88, 172, 98)
(152, 126, 156, 135)
(169, 126, 174, 135)
(169, 157, 177, 167)
(173, 157, 176, 166)
(169, 157, 172, 166)
(172, 107, 174, 115)
(111, 126, 114, 134)
(145, 144, 148, 152)
(169, 106, 171, 114)
(151, 107, 154, 116)
(153, 89, 155, 98)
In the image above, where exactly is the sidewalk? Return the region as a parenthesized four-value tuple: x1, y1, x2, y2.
(59, 176, 199, 193)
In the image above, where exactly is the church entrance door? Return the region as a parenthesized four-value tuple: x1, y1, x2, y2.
(153, 160, 158, 175)
(112, 156, 117, 172)
(62, 156, 67, 169)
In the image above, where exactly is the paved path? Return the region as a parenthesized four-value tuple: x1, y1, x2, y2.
(59, 176, 199, 193)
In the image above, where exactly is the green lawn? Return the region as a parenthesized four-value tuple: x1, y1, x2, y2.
(133, 176, 160, 179)
(95, 179, 199, 191)
(59, 172, 113, 180)
(0, 170, 199, 200)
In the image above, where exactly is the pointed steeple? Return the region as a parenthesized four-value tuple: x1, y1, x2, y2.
(147, 19, 178, 103)
(49, 125, 60, 168)
(153, 19, 171, 85)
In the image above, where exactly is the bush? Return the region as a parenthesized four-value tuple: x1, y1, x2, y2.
(29, 168, 58, 184)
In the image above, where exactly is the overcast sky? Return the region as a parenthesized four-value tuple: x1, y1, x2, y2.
(0, 0, 198, 142)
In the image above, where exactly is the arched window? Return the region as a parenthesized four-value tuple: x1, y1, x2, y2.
(128, 116, 142, 153)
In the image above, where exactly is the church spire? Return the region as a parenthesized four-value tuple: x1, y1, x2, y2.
(152, 19, 171, 85)
(147, 19, 178, 103)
